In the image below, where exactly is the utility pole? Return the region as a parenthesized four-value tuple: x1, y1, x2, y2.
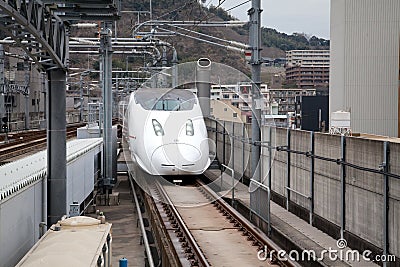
(249, 0, 262, 182)
(249, 0, 263, 222)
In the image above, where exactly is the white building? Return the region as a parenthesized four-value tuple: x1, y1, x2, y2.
(286, 50, 330, 68)
(330, 0, 400, 137)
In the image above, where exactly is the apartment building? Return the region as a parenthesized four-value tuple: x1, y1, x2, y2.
(285, 50, 330, 88)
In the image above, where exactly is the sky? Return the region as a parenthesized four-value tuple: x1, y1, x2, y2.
(206, 0, 330, 39)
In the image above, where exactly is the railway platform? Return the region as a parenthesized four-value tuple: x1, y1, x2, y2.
(98, 173, 145, 266)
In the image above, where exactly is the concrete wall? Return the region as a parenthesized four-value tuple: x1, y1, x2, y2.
(313, 133, 341, 225)
(207, 118, 400, 258)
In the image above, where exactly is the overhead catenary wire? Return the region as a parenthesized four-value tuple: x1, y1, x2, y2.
(226, 0, 251, 12)
(156, 27, 245, 53)
(155, 23, 249, 48)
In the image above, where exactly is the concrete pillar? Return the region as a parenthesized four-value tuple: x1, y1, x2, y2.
(46, 68, 67, 225)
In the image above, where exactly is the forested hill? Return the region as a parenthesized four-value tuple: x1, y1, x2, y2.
(207, 6, 330, 52)
(74, 1, 329, 74)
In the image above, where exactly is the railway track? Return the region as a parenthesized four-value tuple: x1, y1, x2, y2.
(144, 177, 300, 267)
(0, 119, 122, 163)
(0, 123, 84, 163)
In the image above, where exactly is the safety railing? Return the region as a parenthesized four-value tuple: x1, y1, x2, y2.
(221, 164, 235, 203)
(128, 174, 155, 267)
(249, 178, 271, 235)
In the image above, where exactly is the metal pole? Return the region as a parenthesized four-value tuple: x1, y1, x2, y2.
(232, 122, 235, 171)
(242, 123, 245, 182)
(0, 45, 5, 135)
(383, 141, 390, 267)
(25, 94, 29, 129)
(268, 126, 272, 188)
(310, 131, 315, 225)
(222, 164, 235, 204)
(223, 121, 226, 165)
(249, 0, 262, 219)
(231, 123, 235, 202)
(79, 75, 83, 122)
(286, 128, 291, 210)
(0, 44, 5, 133)
(249, 0, 262, 183)
(100, 22, 114, 195)
(24, 57, 30, 130)
(340, 135, 346, 239)
(42, 162, 47, 236)
(0, 45, 4, 93)
(47, 68, 67, 226)
(196, 58, 211, 117)
(171, 47, 178, 88)
(149, 0, 152, 21)
(42, 72, 46, 121)
(215, 119, 218, 161)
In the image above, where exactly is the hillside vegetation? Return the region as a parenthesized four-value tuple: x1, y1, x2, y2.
(72, 0, 329, 75)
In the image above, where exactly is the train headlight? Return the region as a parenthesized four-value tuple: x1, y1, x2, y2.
(186, 119, 194, 136)
(152, 119, 164, 136)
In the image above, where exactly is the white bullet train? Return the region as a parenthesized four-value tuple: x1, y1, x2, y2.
(125, 88, 210, 176)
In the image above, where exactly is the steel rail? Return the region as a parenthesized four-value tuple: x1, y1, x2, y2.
(0, 123, 85, 161)
(195, 178, 301, 267)
(154, 180, 211, 267)
(129, 175, 155, 267)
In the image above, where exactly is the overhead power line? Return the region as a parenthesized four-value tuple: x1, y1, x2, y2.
(226, 0, 251, 12)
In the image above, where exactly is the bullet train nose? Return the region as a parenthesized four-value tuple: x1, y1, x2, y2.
(150, 143, 208, 175)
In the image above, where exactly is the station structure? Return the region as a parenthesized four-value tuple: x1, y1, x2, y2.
(0, 1, 399, 267)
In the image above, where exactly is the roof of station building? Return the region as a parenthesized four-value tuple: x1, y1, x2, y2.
(0, 138, 102, 201)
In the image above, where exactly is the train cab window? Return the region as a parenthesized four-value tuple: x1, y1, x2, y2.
(135, 88, 197, 111)
(161, 99, 180, 111)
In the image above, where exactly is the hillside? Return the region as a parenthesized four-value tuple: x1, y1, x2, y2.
(207, 6, 329, 53)
(71, 0, 330, 76)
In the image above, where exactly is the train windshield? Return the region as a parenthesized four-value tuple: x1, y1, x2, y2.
(135, 89, 197, 111)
